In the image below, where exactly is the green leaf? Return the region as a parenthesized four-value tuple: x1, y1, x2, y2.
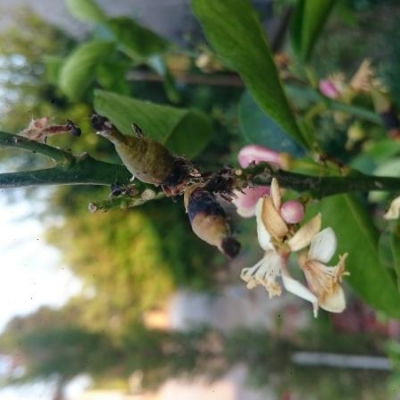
(390, 222, 400, 291)
(65, 0, 107, 24)
(94, 90, 212, 159)
(379, 224, 400, 292)
(60, 41, 115, 101)
(106, 17, 170, 59)
(369, 158, 400, 203)
(43, 56, 64, 86)
(313, 194, 400, 318)
(147, 56, 181, 104)
(290, 0, 336, 63)
(238, 91, 304, 156)
(192, 0, 308, 149)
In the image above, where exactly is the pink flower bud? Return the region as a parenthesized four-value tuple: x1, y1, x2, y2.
(238, 145, 281, 168)
(319, 80, 341, 99)
(280, 200, 304, 224)
(232, 186, 270, 218)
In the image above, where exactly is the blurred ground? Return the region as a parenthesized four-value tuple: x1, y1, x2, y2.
(120, 286, 310, 400)
(167, 285, 310, 334)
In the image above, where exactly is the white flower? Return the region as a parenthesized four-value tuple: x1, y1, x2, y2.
(298, 228, 349, 314)
(384, 195, 400, 220)
(241, 179, 322, 313)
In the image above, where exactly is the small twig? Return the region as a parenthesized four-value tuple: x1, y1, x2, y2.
(89, 191, 165, 213)
(125, 70, 245, 87)
(0, 131, 75, 165)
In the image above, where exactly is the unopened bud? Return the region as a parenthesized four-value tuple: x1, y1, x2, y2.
(319, 80, 341, 99)
(238, 145, 282, 168)
(141, 189, 156, 201)
(280, 200, 304, 224)
(232, 186, 270, 218)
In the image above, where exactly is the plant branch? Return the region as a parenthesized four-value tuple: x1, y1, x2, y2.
(0, 153, 132, 189)
(0, 131, 75, 164)
(1, 127, 399, 199)
(244, 162, 400, 198)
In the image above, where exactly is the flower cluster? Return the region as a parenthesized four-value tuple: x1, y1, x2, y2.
(319, 59, 378, 100)
(240, 178, 348, 317)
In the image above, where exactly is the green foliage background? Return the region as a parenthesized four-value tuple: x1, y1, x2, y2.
(1, 0, 400, 399)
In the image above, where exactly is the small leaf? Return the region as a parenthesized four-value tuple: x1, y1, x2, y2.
(192, 0, 308, 149)
(239, 91, 304, 156)
(290, 0, 336, 63)
(106, 17, 170, 59)
(312, 194, 400, 318)
(94, 90, 212, 159)
(60, 41, 115, 101)
(65, 0, 107, 24)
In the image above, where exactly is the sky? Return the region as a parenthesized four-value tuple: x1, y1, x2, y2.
(0, 191, 82, 332)
(0, 190, 84, 400)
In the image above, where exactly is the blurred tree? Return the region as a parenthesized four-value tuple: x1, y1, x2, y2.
(0, 7, 77, 133)
(0, 305, 122, 400)
(45, 191, 220, 336)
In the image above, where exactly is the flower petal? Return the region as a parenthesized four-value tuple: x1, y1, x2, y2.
(281, 274, 318, 305)
(384, 195, 400, 220)
(319, 286, 346, 313)
(240, 251, 283, 297)
(287, 213, 321, 252)
(261, 197, 288, 240)
(256, 198, 273, 250)
(270, 178, 282, 209)
(308, 227, 337, 263)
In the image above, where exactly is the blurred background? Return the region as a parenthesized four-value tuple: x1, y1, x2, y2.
(1, 0, 400, 399)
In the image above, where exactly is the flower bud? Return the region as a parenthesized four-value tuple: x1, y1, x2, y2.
(280, 200, 304, 224)
(319, 80, 341, 99)
(184, 185, 241, 258)
(233, 145, 288, 218)
(232, 186, 270, 218)
(238, 145, 282, 168)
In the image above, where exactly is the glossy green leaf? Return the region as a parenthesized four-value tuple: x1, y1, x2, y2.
(239, 91, 304, 156)
(66, 0, 107, 24)
(94, 90, 212, 159)
(60, 41, 115, 101)
(290, 0, 336, 62)
(378, 224, 400, 292)
(106, 17, 170, 59)
(192, 0, 308, 149)
(312, 194, 400, 318)
(390, 222, 400, 291)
